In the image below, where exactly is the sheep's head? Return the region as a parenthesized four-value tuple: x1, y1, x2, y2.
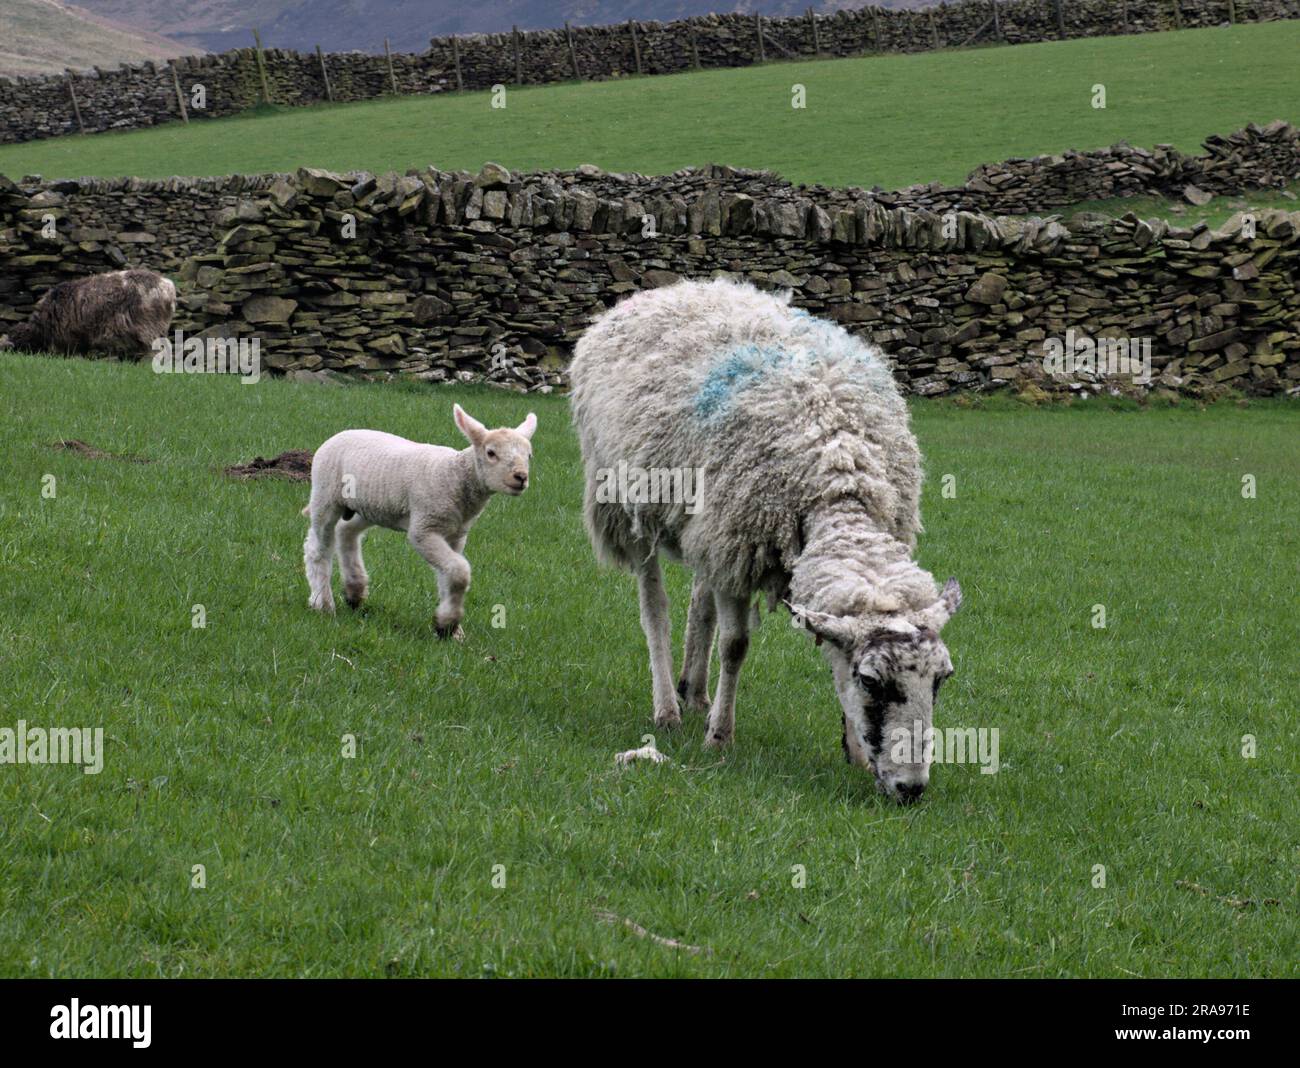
(791, 578, 962, 804)
(454, 404, 537, 495)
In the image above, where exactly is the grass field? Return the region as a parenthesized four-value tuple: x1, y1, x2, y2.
(0, 353, 1295, 978)
(1, 24, 1297, 191)
(1061, 184, 1300, 228)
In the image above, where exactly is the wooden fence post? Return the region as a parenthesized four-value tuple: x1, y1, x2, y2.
(1122, 0, 1129, 32)
(1054, 0, 1067, 38)
(66, 73, 85, 133)
(384, 38, 398, 94)
(451, 35, 463, 91)
(1172, 1, 1182, 30)
(688, 20, 701, 69)
(629, 21, 644, 75)
(513, 27, 523, 85)
(808, 8, 822, 55)
(170, 61, 189, 122)
(316, 45, 334, 101)
(755, 14, 765, 62)
(251, 28, 272, 105)
(1227, 0, 1236, 23)
(872, 7, 883, 53)
(928, 9, 940, 49)
(992, 0, 1002, 40)
(565, 22, 582, 80)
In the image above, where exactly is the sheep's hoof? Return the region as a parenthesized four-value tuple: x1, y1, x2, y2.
(308, 594, 335, 614)
(435, 622, 465, 642)
(344, 586, 368, 609)
(653, 706, 682, 730)
(675, 678, 711, 713)
(702, 727, 733, 749)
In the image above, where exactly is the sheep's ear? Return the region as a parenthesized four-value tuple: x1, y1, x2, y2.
(787, 602, 856, 651)
(516, 412, 537, 440)
(914, 577, 963, 632)
(454, 403, 486, 446)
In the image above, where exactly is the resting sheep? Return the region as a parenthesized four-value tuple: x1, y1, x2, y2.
(303, 405, 537, 638)
(570, 278, 962, 803)
(1, 269, 175, 356)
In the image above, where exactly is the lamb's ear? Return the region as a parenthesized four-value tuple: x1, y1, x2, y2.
(453, 403, 486, 446)
(516, 412, 537, 440)
(914, 577, 963, 632)
(787, 602, 856, 651)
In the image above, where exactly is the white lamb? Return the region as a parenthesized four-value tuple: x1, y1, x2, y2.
(569, 278, 962, 803)
(302, 405, 537, 638)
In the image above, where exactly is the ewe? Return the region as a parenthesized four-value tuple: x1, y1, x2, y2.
(1, 269, 175, 356)
(303, 405, 536, 638)
(570, 278, 962, 803)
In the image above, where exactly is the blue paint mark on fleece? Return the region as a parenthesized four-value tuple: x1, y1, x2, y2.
(693, 316, 895, 421)
(694, 343, 792, 420)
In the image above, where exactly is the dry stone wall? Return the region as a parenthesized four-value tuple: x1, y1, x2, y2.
(4, 124, 1296, 399)
(0, 173, 280, 327)
(2, 0, 1298, 144)
(4, 120, 1295, 287)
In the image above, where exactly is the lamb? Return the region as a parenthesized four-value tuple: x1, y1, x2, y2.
(569, 278, 962, 803)
(1, 269, 175, 356)
(302, 404, 537, 638)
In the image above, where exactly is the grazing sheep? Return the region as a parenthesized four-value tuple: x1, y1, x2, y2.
(570, 278, 962, 803)
(302, 405, 537, 638)
(2, 269, 175, 356)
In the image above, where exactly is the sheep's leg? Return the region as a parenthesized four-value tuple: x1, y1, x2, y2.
(304, 506, 342, 613)
(677, 572, 716, 713)
(335, 514, 372, 609)
(635, 554, 681, 730)
(704, 591, 750, 749)
(409, 527, 470, 639)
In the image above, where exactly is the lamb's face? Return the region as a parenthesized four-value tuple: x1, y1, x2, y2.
(479, 427, 534, 495)
(453, 404, 538, 495)
(835, 630, 954, 803)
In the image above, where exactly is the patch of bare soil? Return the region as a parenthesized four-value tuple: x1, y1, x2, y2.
(223, 450, 314, 481)
(51, 438, 151, 463)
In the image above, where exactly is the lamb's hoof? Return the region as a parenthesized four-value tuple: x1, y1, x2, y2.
(676, 678, 711, 713)
(344, 587, 368, 610)
(702, 728, 733, 749)
(435, 622, 465, 641)
(308, 593, 335, 614)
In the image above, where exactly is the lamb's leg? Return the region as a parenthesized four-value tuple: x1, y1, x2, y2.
(335, 514, 372, 609)
(304, 506, 342, 613)
(635, 553, 681, 730)
(409, 527, 470, 639)
(704, 590, 750, 749)
(677, 572, 716, 713)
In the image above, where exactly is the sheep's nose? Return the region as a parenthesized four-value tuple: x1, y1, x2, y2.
(895, 782, 926, 804)
(513, 473, 528, 489)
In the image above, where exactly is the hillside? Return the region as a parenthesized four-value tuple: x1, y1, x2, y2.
(0, 0, 193, 77)
(1, 23, 1296, 196)
(72, 0, 920, 55)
